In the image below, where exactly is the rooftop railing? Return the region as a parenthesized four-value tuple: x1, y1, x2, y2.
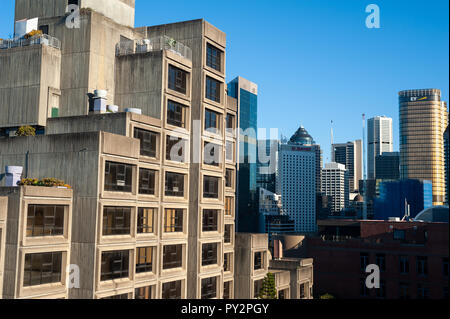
(0, 34, 61, 50)
(116, 36, 192, 61)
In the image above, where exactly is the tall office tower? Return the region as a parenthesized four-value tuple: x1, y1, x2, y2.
(288, 126, 322, 194)
(367, 116, 393, 179)
(375, 152, 400, 180)
(332, 140, 363, 193)
(0, 1, 237, 300)
(399, 89, 449, 206)
(445, 124, 449, 205)
(227, 77, 258, 233)
(278, 126, 317, 233)
(322, 163, 349, 215)
(256, 139, 279, 193)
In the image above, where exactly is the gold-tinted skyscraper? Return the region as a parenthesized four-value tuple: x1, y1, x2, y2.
(399, 89, 448, 206)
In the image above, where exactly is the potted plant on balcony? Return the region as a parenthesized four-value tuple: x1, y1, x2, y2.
(15, 126, 36, 137)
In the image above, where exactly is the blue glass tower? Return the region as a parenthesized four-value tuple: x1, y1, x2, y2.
(228, 77, 258, 232)
(374, 179, 433, 220)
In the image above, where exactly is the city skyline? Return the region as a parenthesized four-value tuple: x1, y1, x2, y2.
(0, 0, 448, 161)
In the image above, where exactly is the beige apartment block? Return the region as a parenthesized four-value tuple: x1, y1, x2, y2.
(0, 197, 7, 298)
(270, 258, 314, 299)
(0, 0, 241, 300)
(0, 186, 73, 299)
(235, 233, 314, 299)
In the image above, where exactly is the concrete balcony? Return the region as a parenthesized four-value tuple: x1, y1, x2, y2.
(0, 34, 61, 50)
(116, 36, 192, 60)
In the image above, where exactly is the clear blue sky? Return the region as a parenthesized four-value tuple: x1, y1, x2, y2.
(1, 0, 448, 162)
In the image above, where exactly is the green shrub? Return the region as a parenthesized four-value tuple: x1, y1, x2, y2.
(15, 126, 36, 137)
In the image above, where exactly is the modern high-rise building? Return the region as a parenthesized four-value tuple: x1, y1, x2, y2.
(445, 124, 449, 205)
(288, 126, 322, 195)
(367, 116, 393, 179)
(0, 0, 239, 300)
(321, 163, 349, 215)
(374, 179, 433, 220)
(256, 139, 279, 194)
(227, 77, 258, 233)
(278, 134, 317, 233)
(332, 140, 363, 193)
(399, 89, 448, 206)
(375, 152, 400, 180)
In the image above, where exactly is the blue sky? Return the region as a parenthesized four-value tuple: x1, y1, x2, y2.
(1, 0, 448, 162)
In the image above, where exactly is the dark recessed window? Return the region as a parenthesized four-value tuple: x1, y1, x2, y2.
(102, 207, 131, 236)
(162, 280, 182, 299)
(226, 113, 234, 130)
(360, 253, 369, 271)
(167, 100, 186, 128)
(68, 0, 79, 6)
(101, 250, 129, 281)
(165, 172, 185, 197)
(224, 224, 232, 244)
(164, 209, 184, 233)
(206, 44, 222, 71)
(135, 286, 154, 299)
(400, 256, 409, 274)
(134, 128, 158, 158)
(139, 168, 156, 195)
(393, 229, 405, 240)
(168, 65, 187, 94)
(254, 252, 263, 270)
(204, 109, 220, 133)
(26, 205, 65, 237)
(104, 161, 133, 192)
(38, 25, 49, 35)
(23, 252, 62, 287)
(166, 135, 186, 163)
(225, 169, 233, 187)
(223, 281, 231, 299)
(399, 282, 410, 299)
(202, 209, 219, 232)
(377, 281, 386, 298)
(202, 243, 218, 266)
(203, 176, 219, 199)
(254, 279, 263, 298)
(225, 197, 233, 216)
(206, 76, 221, 103)
(136, 247, 154, 274)
(201, 276, 217, 299)
(417, 256, 428, 276)
(300, 283, 307, 299)
(204, 142, 221, 166)
(376, 254, 386, 272)
(224, 253, 232, 272)
(137, 208, 155, 234)
(163, 245, 183, 270)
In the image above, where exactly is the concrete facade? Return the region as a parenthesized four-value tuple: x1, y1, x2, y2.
(0, 44, 61, 130)
(0, 186, 73, 299)
(0, 1, 239, 300)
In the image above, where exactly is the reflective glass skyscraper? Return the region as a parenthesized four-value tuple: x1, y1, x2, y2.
(228, 76, 258, 232)
(399, 89, 448, 206)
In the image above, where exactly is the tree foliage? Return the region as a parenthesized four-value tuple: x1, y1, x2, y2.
(258, 273, 277, 299)
(16, 126, 36, 137)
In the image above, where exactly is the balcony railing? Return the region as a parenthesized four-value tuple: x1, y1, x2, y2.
(0, 34, 61, 50)
(116, 36, 192, 61)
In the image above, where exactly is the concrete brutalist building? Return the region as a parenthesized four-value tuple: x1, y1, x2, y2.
(0, 0, 238, 299)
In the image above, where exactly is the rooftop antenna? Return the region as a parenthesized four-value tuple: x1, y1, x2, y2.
(330, 120, 334, 161)
(362, 114, 368, 220)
